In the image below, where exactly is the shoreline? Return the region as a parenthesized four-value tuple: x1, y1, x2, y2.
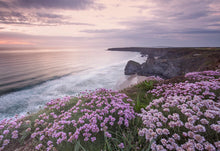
(115, 74, 152, 90)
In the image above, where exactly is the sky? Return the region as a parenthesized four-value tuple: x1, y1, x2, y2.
(0, 0, 220, 49)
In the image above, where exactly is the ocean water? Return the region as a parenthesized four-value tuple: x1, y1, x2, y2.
(0, 48, 146, 120)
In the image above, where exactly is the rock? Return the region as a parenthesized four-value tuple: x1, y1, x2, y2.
(139, 59, 181, 79)
(121, 47, 220, 79)
(124, 60, 141, 75)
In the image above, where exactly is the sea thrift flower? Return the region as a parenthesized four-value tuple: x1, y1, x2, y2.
(162, 129, 170, 135)
(118, 143, 125, 148)
(173, 133, 180, 140)
(211, 124, 220, 132)
(156, 128, 163, 135)
(214, 141, 220, 148)
(195, 143, 204, 150)
(200, 118, 209, 125)
(105, 131, 112, 138)
(47, 141, 53, 146)
(204, 142, 216, 151)
(91, 137, 96, 142)
(194, 134, 205, 143)
(35, 144, 43, 150)
(0, 135, 3, 141)
(3, 130, 9, 135)
(25, 120, 31, 125)
(40, 135, 45, 141)
(3, 139, 10, 146)
(11, 130, 18, 139)
(25, 128, 31, 132)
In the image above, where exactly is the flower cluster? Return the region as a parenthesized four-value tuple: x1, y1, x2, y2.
(185, 70, 220, 81)
(0, 114, 28, 151)
(0, 88, 135, 150)
(139, 70, 220, 150)
(149, 70, 220, 101)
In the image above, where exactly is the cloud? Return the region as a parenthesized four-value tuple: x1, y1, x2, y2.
(0, 10, 93, 26)
(80, 15, 220, 47)
(0, 0, 102, 10)
(0, 31, 89, 48)
(81, 29, 119, 33)
(0, 0, 101, 26)
(36, 13, 64, 19)
(181, 29, 220, 34)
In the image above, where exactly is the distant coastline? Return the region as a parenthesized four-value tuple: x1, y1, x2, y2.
(108, 47, 220, 79)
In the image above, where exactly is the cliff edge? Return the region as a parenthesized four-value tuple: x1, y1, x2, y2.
(109, 47, 220, 78)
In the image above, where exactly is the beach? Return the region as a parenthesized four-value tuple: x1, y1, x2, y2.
(116, 74, 149, 90)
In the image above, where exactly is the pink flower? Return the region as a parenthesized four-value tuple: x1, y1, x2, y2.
(194, 134, 205, 143)
(3, 139, 10, 146)
(194, 125, 206, 132)
(91, 137, 96, 142)
(35, 144, 43, 150)
(25, 128, 31, 132)
(156, 128, 163, 135)
(11, 130, 18, 139)
(40, 135, 45, 141)
(214, 141, 220, 148)
(204, 142, 216, 151)
(182, 132, 187, 137)
(105, 131, 112, 138)
(162, 128, 170, 135)
(156, 145, 165, 150)
(188, 131, 195, 138)
(211, 124, 220, 132)
(0, 146, 4, 151)
(3, 130, 9, 135)
(0, 135, 3, 141)
(173, 133, 180, 140)
(200, 119, 209, 125)
(161, 139, 167, 146)
(118, 143, 124, 148)
(47, 141, 53, 146)
(84, 137, 89, 141)
(195, 143, 204, 150)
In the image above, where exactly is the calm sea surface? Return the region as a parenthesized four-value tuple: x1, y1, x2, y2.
(0, 48, 145, 120)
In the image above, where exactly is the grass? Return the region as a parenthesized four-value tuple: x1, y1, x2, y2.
(121, 80, 158, 113)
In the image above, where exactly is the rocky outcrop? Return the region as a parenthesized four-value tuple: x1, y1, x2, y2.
(124, 60, 141, 75)
(125, 58, 182, 79)
(139, 58, 182, 79)
(123, 48, 220, 79)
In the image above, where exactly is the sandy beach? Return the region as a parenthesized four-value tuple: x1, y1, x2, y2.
(116, 74, 149, 90)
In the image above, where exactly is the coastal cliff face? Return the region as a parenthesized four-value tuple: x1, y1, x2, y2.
(139, 57, 181, 79)
(109, 47, 220, 78)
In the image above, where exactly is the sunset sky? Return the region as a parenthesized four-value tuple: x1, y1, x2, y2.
(0, 0, 220, 48)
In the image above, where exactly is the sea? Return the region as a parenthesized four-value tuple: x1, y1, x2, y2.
(0, 48, 146, 120)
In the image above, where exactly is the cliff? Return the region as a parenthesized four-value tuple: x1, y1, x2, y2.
(108, 47, 220, 78)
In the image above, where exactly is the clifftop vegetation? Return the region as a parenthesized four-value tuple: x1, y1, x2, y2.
(0, 69, 219, 151)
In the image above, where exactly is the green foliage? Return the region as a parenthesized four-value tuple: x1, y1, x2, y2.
(133, 80, 158, 112)
(103, 117, 150, 151)
(136, 80, 155, 91)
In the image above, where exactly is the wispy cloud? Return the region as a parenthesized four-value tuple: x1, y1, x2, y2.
(0, 0, 101, 26)
(0, 0, 102, 10)
(0, 10, 93, 26)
